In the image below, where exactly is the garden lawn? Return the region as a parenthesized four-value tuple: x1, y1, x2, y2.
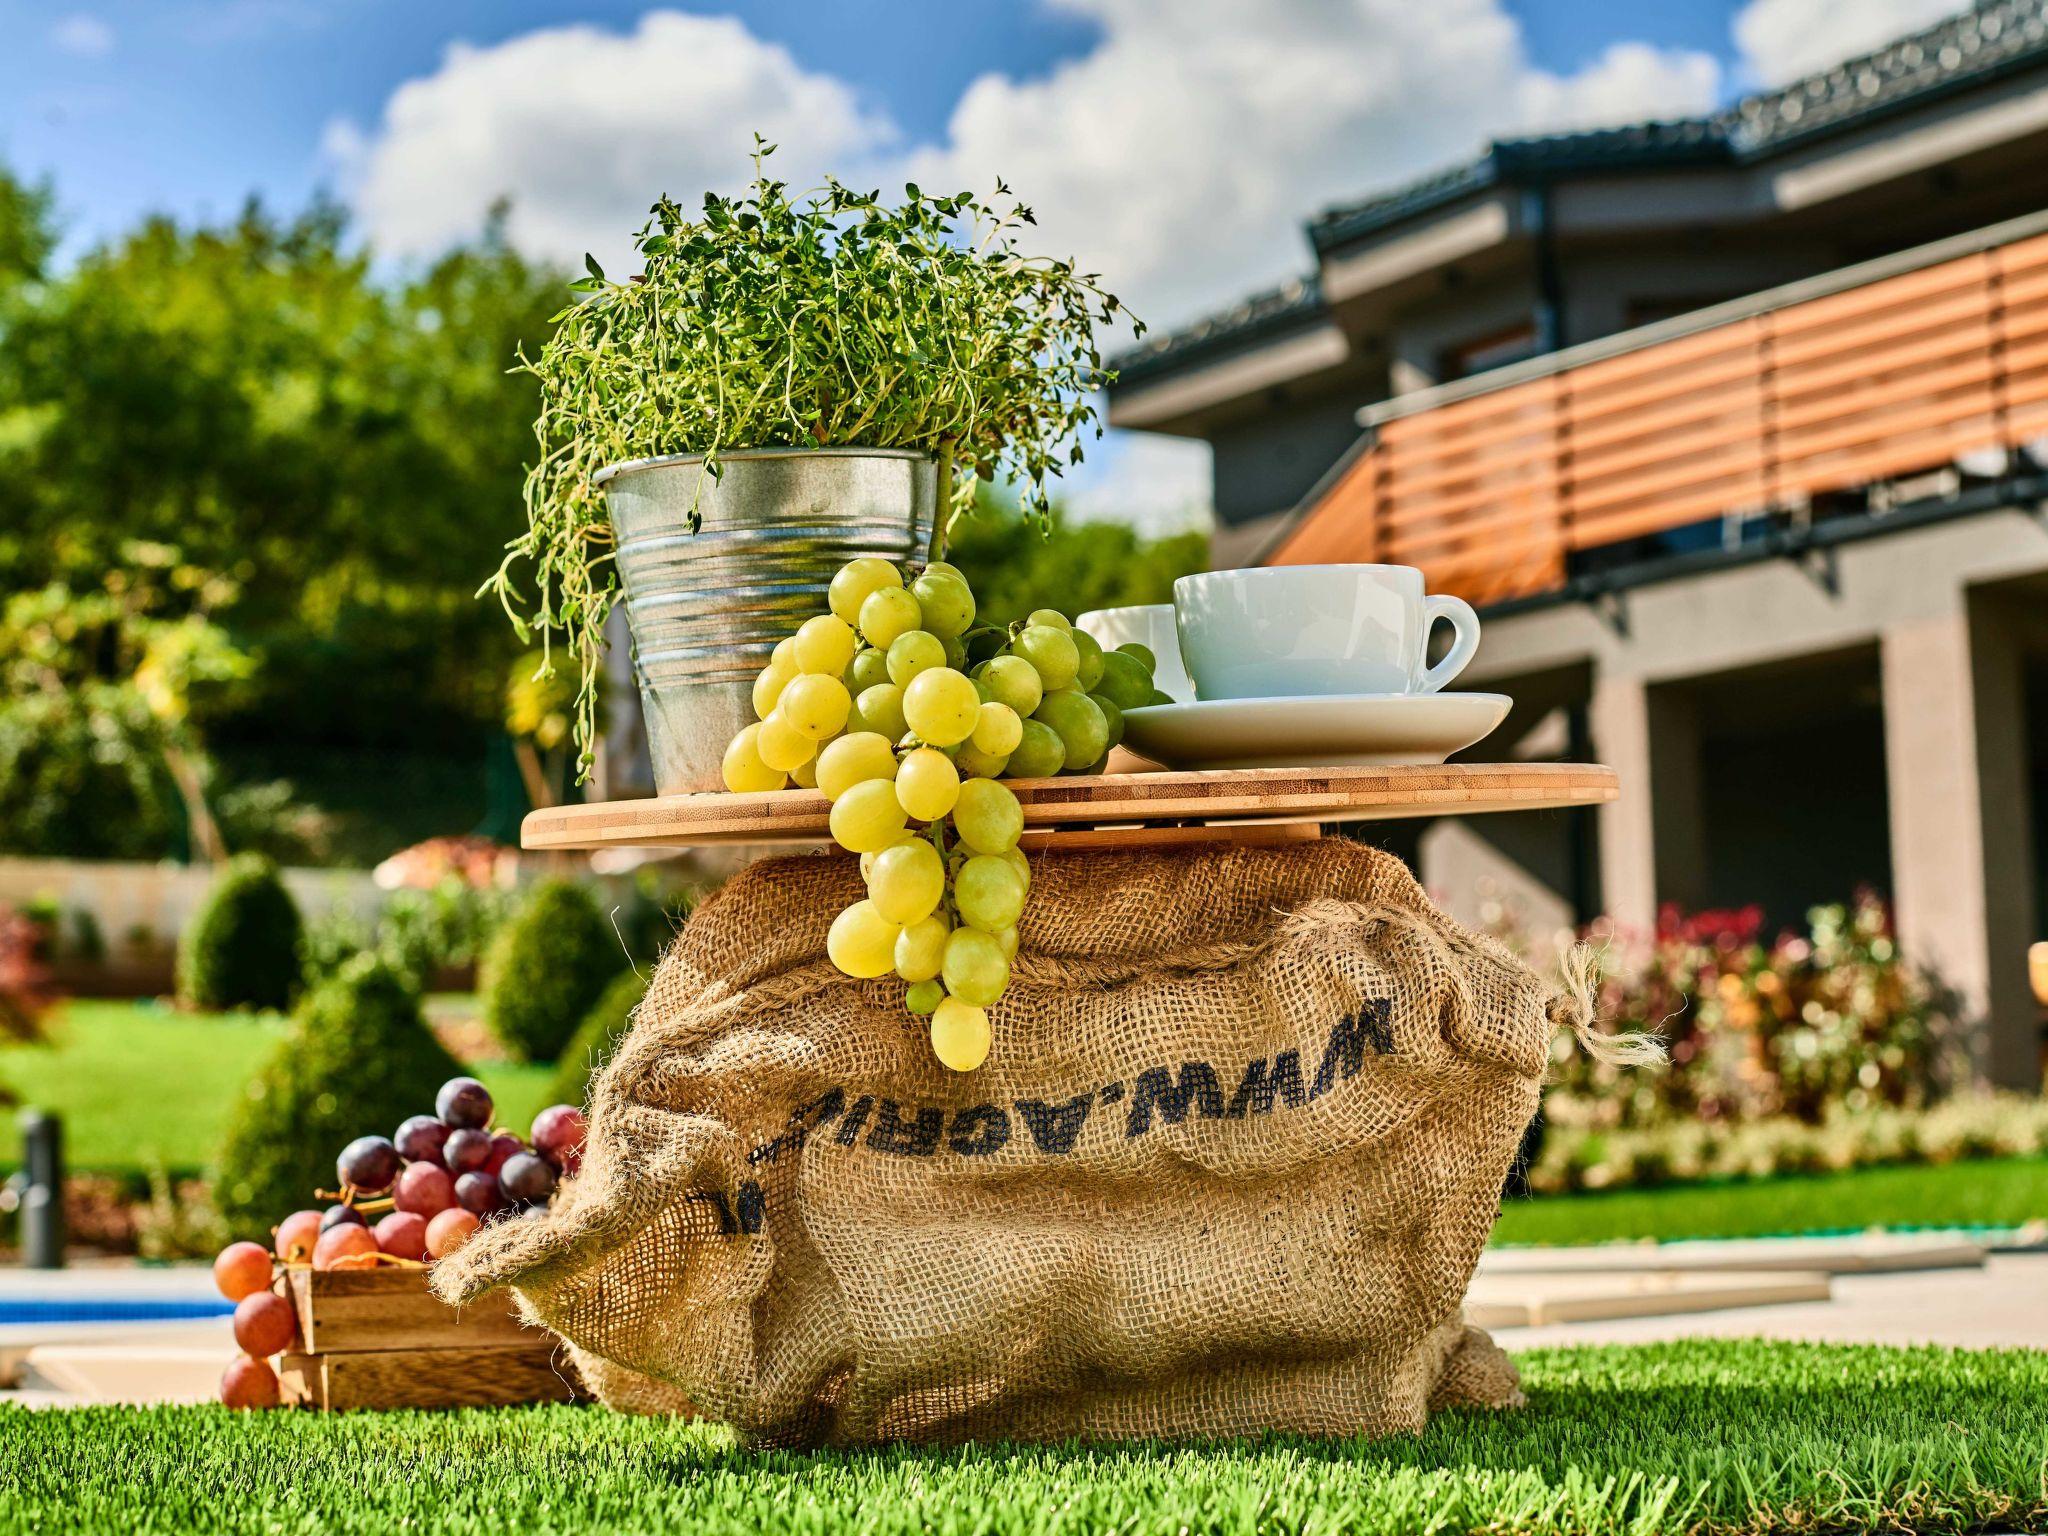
(1495, 1157, 2048, 1246)
(4, 1341, 2044, 1535)
(0, 1001, 556, 1178)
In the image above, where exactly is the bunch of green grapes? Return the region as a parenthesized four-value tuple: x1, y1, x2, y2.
(722, 557, 1164, 1072)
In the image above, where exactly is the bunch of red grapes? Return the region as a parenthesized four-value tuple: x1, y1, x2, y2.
(211, 1077, 586, 1408)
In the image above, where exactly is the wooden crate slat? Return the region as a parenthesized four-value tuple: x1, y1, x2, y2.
(279, 1345, 580, 1411)
(281, 1267, 542, 1354)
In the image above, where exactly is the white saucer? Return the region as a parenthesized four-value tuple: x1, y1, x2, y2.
(1119, 692, 1512, 771)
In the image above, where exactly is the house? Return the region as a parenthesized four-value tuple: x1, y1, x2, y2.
(1108, 0, 2048, 1086)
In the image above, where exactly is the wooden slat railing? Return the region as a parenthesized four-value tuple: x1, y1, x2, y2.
(1266, 217, 2048, 603)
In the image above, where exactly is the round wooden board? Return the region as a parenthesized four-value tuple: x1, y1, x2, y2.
(521, 762, 1618, 852)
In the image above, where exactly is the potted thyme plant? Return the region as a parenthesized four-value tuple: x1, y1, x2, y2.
(489, 139, 1137, 793)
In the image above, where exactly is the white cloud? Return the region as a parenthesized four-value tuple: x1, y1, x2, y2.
(330, 11, 893, 275)
(1517, 42, 1723, 134)
(1732, 0, 1963, 88)
(50, 14, 115, 57)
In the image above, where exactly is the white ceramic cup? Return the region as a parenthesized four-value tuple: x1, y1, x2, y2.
(1075, 604, 1194, 703)
(1172, 565, 1480, 701)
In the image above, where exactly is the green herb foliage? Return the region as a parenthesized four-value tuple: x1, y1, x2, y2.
(489, 138, 1140, 771)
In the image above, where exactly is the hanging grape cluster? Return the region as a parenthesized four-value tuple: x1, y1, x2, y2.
(724, 558, 1166, 1072)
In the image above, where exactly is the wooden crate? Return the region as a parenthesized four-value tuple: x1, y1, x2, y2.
(272, 1267, 580, 1411)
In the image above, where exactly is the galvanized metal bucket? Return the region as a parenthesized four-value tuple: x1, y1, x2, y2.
(596, 447, 940, 795)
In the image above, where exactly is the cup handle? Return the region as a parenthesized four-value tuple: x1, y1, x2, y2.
(1418, 594, 1480, 693)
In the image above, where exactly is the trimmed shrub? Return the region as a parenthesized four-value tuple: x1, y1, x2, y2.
(212, 953, 462, 1236)
(177, 854, 303, 1012)
(548, 969, 648, 1107)
(480, 880, 621, 1062)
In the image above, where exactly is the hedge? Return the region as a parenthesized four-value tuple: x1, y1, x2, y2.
(480, 880, 622, 1062)
(175, 854, 303, 1012)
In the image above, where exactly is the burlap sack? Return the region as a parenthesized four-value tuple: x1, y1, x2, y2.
(436, 839, 1648, 1447)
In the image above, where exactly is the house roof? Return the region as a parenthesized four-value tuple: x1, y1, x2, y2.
(1113, 0, 2048, 387)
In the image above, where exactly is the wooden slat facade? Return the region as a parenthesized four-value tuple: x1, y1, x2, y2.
(1266, 226, 2048, 601)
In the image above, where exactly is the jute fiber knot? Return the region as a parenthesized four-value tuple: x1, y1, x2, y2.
(436, 840, 1657, 1447)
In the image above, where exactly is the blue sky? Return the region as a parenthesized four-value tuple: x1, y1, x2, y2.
(0, 0, 1956, 523)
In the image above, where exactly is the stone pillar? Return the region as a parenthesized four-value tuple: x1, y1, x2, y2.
(1881, 606, 2038, 1088)
(1589, 673, 1658, 936)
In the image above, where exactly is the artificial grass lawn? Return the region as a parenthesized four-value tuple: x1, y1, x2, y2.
(4, 1341, 2044, 1535)
(0, 1000, 556, 1178)
(1494, 1157, 2048, 1247)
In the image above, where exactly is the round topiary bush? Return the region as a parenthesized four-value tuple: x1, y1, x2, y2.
(212, 953, 463, 1236)
(176, 853, 304, 1012)
(548, 968, 648, 1107)
(481, 880, 621, 1062)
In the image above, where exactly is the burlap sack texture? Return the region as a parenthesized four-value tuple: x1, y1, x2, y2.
(435, 839, 1654, 1447)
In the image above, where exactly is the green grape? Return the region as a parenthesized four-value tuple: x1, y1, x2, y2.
(852, 682, 909, 740)
(978, 655, 1044, 717)
(859, 832, 917, 883)
(930, 997, 991, 1071)
(1094, 650, 1154, 712)
(794, 614, 857, 677)
(1145, 688, 1174, 707)
(1071, 629, 1105, 691)
(828, 558, 903, 626)
(721, 724, 785, 793)
(1004, 718, 1066, 779)
(941, 928, 1010, 1007)
(943, 634, 969, 671)
(994, 924, 1019, 960)
(1000, 845, 1030, 893)
(902, 667, 980, 747)
(886, 630, 947, 687)
(756, 711, 815, 772)
(829, 778, 909, 853)
(1116, 641, 1158, 672)
(1033, 689, 1108, 771)
(826, 899, 901, 979)
(1079, 753, 1110, 775)
(952, 741, 1010, 778)
(779, 673, 852, 739)
(972, 701, 1023, 756)
(772, 635, 797, 669)
(816, 732, 897, 802)
(791, 754, 818, 789)
(847, 647, 892, 693)
(1089, 692, 1125, 750)
(868, 838, 945, 925)
(922, 560, 966, 583)
(910, 570, 976, 639)
(963, 626, 1009, 666)
(752, 660, 796, 720)
(953, 777, 1024, 854)
(895, 746, 961, 820)
(955, 855, 1026, 932)
(1013, 625, 1078, 690)
(895, 915, 950, 983)
(859, 585, 922, 650)
(1025, 609, 1071, 633)
(904, 978, 945, 1015)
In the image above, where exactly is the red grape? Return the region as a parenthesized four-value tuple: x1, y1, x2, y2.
(531, 1105, 587, 1175)
(443, 1128, 492, 1174)
(374, 1211, 429, 1262)
(394, 1161, 455, 1218)
(220, 1355, 281, 1409)
(212, 1242, 272, 1302)
(319, 1203, 365, 1233)
(481, 1133, 523, 1177)
(312, 1223, 378, 1271)
(274, 1210, 322, 1264)
(454, 1171, 503, 1216)
(336, 1135, 401, 1194)
(425, 1207, 479, 1258)
(232, 1291, 297, 1356)
(394, 1114, 450, 1167)
(435, 1076, 493, 1130)
(499, 1152, 556, 1204)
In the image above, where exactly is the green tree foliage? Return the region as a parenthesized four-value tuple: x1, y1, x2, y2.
(176, 854, 304, 1012)
(950, 508, 1208, 627)
(548, 968, 648, 1107)
(480, 880, 623, 1062)
(0, 183, 565, 862)
(212, 953, 462, 1235)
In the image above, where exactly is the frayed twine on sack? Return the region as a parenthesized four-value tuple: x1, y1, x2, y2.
(1546, 942, 1666, 1068)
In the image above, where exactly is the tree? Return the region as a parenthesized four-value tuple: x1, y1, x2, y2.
(949, 505, 1208, 626)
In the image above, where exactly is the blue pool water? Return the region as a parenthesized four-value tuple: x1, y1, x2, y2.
(0, 1298, 235, 1324)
